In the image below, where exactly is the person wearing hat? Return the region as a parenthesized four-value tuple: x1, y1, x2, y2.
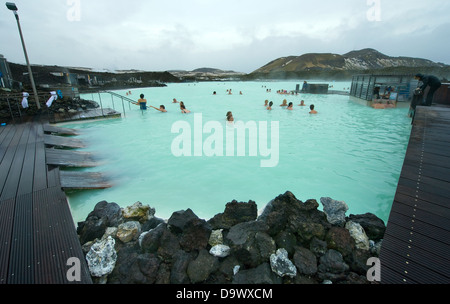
(414, 73, 442, 106)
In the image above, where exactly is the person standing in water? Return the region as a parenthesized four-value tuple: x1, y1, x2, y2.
(137, 94, 147, 110)
(309, 104, 317, 114)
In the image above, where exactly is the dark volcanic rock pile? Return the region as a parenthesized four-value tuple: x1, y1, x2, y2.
(77, 191, 385, 284)
(0, 94, 99, 120)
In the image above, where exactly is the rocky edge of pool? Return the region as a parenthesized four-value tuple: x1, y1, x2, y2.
(76, 191, 385, 284)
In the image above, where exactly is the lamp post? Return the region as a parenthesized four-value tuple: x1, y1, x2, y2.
(6, 2, 40, 109)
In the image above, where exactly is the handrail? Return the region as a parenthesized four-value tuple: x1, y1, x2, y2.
(96, 90, 145, 118)
(100, 90, 138, 105)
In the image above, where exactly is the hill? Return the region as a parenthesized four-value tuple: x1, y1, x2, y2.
(247, 48, 450, 80)
(168, 68, 245, 81)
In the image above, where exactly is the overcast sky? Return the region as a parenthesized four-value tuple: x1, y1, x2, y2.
(1, 0, 449, 73)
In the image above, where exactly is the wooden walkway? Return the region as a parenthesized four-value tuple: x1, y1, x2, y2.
(380, 106, 450, 284)
(50, 108, 121, 123)
(0, 120, 93, 284)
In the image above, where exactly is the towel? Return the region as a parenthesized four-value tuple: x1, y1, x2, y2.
(22, 92, 29, 108)
(46, 91, 58, 107)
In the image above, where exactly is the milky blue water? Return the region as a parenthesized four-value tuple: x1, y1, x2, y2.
(61, 81, 412, 225)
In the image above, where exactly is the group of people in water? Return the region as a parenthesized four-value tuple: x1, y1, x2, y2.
(135, 88, 318, 122)
(137, 94, 190, 113)
(264, 98, 317, 114)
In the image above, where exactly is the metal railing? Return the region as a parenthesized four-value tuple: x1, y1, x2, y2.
(97, 90, 139, 117)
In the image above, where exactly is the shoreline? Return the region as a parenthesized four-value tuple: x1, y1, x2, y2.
(76, 191, 385, 284)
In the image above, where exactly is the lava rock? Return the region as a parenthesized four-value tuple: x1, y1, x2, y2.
(140, 223, 166, 253)
(122, 201, 155, 223)
(318, 249, 349, 282)
(325, 227, 355, 258)
(187, 249, 220, 283)
(347, 213, 386, 241)
(320, 197, 349, 226)
(293, 246, 318, 276)
(345, 221, 370, 250)
(86, 236, 117, 278)
(167, 208, 198, 234)
(208, 200, 258, 229)
(210, 244, 231, 258)
(232, 263, 282, 284)
(225, 220, 275, 267)
(77, 201, 123, 245)
(170, 250, 195, 284)
(116, 221, 141, 243)
(270, 248, 297, 278)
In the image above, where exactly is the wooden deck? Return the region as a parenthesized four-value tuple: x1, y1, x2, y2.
(50, 108, 121, 123)
(43, 124, 80, 136)
(46, 149, 98, 168)
(60, 171, 111, 190)
(0, 120, 93, 284)
(380, 106, 450, 284)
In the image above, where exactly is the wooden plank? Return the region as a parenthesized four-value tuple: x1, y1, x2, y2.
(394, 192, 450, 223)
(0, 121, 93, 284)
(388, 207, 449, 244)
(381, 235, 450, 279)
(404, 152, 450, 170)
(398, 175, 450, 200)
(399, 168, 450, 194)
(33, 187, 92, 284)
(0, 124, 25, 198)
(384, 222, 448, 260)
(395, 182, 448, 209)
(43, 134, 85, 149)
(406, 143, 450, 159)
(0, 123, 30, 201)
(401, 163, 450, 183)
(8, 193, 34, 284)
(51, 108, 121, 123)
(382, 106, 450, 284)
(0, 125, 15, 159)
(380, 246, 448, 284)
(33, 124, 48, 191)
(43, 124, 80, 136)
(33, 187, 66, 283)
(0, 198, 15, 284)
(45, 186, 92, 284)
(60, 171, 111, 189)
(46, 165, 61, 188)
(16, 124, 37, 196)
(45, 148, 98, 167)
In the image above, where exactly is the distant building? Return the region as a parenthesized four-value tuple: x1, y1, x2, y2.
(0, 54, 13, 89)
(349, 74, 418, 107)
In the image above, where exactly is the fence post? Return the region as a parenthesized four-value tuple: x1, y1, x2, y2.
(16, 100, 22, 118)
(98, 92, 104, 116)
(5, 98, 15, 123)
(111, 95, 115, 110)
(121, 97, 126, 117)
